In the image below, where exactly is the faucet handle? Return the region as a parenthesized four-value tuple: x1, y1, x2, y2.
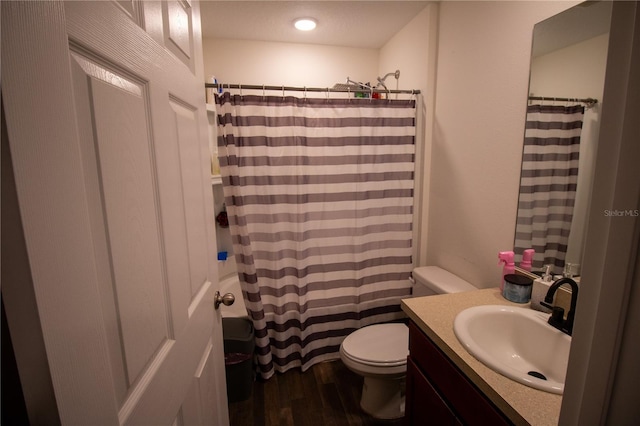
(548, 306, 565, 329)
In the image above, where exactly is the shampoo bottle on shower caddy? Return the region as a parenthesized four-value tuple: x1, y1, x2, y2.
(498, 251, 515, 291)
(520, 249, 535, 271)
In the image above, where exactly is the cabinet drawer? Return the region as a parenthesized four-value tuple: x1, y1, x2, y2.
(408, 322, 511, 426)
(406, 357, 463, 426)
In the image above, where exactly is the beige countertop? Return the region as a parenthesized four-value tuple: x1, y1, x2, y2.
(401, 288, 562, 426)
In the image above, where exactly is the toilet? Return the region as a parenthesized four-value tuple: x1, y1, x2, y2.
(339, 266, 477, 419)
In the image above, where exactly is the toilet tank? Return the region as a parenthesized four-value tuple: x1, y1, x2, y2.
(412, 266, 477, 297)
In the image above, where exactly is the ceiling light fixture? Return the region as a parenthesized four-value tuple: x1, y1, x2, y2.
(294, 18, 317, 31)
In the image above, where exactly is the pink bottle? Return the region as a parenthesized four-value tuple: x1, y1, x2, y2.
(498, 251, 515, 291)
(520, 249, 535, 271)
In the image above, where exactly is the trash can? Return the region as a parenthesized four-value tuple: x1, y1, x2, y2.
(222, 318, 255, 403)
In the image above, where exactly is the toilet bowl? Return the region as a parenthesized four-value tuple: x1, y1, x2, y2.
(340, 323, 409, 419)
(339, 266, 476, 419)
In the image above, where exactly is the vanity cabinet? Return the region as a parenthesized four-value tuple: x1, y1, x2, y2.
(405, 321, 512, 426)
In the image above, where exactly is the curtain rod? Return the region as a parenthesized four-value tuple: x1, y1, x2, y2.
(528, 96, 598, 107)
(205, 83, 420, 95)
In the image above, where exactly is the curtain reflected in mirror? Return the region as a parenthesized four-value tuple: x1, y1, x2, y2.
(514, 1, 612, 275)
(514, 104, 585, 272)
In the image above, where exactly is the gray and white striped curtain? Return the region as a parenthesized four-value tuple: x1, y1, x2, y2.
(515, 104, 584, 273)
(215, 92, 415, 379)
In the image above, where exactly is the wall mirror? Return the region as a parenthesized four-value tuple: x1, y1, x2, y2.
(513, 1, 612, 275)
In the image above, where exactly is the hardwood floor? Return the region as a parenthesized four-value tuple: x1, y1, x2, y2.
(228, 359, 405, 426)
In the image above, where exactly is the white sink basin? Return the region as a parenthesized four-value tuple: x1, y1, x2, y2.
(453, 305, 570, 394)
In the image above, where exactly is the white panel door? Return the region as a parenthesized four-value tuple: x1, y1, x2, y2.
(2, 1, 229, 425)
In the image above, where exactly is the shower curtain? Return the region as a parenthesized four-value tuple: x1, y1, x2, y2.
(514, 104, 584, 273)
(215, 92, 416, 379)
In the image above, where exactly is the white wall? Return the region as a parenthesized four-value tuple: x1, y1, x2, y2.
(530, 33, 609, 99)
(427, 1, 578, 288)
(378, 3, 435, 96)
(379, 3, 439, 266)
(202, 38, 378, 90)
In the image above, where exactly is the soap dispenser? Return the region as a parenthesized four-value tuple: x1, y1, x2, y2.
(498, 251, 515, 291)
(520, 249, 535, 271)
(531, 264, 554, 313)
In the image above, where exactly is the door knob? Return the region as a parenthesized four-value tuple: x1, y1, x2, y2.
(214, 291, 235, 310)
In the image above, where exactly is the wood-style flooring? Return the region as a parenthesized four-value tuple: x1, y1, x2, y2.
(228, 359, 404, 426)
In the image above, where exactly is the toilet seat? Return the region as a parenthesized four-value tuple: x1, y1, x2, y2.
(341, 323, 408, 367)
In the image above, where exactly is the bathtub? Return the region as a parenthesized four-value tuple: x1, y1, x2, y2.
(219, 274, 249, 318)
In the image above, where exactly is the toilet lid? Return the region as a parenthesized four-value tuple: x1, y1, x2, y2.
(341, 323, 409, 367)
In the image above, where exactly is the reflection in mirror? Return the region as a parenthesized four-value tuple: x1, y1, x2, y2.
(514, 1, 612, 275)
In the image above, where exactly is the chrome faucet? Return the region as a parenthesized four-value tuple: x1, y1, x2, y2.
(540, 278, 579, 336)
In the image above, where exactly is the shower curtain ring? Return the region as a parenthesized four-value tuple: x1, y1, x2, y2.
(262, 84, 266, 99)
(304, 86, 307, 100)
(239, 84, 243, 97)
(282, 85, 285, 98)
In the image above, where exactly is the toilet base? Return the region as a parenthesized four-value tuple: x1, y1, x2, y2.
(359, 376, 406, 420)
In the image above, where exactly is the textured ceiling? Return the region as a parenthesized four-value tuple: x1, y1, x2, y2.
(200, 1, 431, 49)
(200, 1, 610, 56)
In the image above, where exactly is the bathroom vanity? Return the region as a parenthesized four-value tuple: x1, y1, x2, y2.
(401, 288, 562, 426)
